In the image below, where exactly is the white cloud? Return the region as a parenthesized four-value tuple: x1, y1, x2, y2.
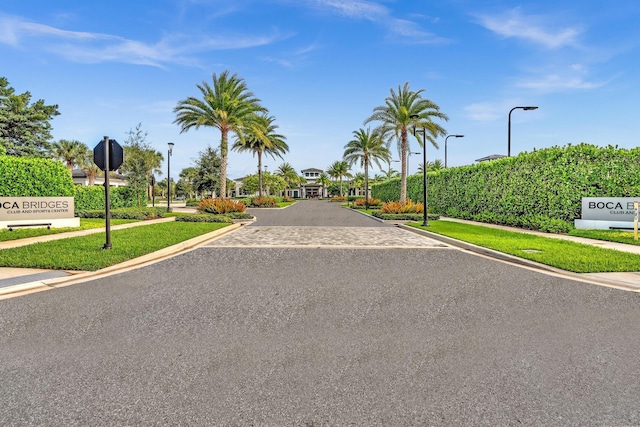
(0, 13, 286, 67)
(464, 102, 502, 121)
(464, 100, 539, 122)
(476, 8, 582, 49)
(306, 0, 448, 44)
(517, 74, 607, 92)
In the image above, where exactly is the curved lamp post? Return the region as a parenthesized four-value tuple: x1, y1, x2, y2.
(167, 142, 174, 212)
(508, 106, 537, 157)
(410, 115, 429, 226)
(445, 134, 464, 168)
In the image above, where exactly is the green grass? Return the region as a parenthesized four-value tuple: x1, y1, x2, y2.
(0, 218, 137, 242)
(277, 201, 296, 208)
(0, 221, 229, 271)
(409, 220, 640, 273)
(569, 228, 640, 246)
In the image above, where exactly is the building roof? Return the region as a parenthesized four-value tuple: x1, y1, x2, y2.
(475, 154, 506, 162)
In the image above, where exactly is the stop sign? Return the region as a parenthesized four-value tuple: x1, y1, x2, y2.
(94, 139, 124, 171)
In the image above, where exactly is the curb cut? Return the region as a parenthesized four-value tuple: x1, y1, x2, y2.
(0, 222, 246, 300)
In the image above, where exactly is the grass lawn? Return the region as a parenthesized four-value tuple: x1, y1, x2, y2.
(0, 218, 137, 242)
(569, 228, 640, 246)
(0, 221, 229, 271)
(409, 220, 640, 273)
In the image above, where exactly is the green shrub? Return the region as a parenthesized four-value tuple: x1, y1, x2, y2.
(372, 211, 440, 221)
(174, 213, 233, 223)
(0, 156, 74, 196)
(74, 185, 138, 212)
(76, 207, 167, 220)
(371, 143, 640, 233)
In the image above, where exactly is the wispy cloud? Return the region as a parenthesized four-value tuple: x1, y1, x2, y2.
(516, 65, 610, 92)
(464, 99, 539, 122)
(476, 8, 582, 49)
(260, 42, 321, 68)
(0, 13, 286, 67)
(306, 0, 449, 44)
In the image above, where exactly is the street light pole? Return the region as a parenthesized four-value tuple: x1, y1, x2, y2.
(444, 134, 464, 168)
(508, 106, 538, 157)
(410, 115, 429, 226)
(167, 142, 174, 212)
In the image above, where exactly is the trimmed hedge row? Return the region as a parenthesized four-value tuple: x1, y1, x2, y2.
(372, 144, 640, 228)
(76, 207, 168, 220)
(0, 156, 74, 196)
(73, 185, 138, 212)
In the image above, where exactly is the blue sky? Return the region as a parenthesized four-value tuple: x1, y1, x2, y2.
(2, 0, 640, 180)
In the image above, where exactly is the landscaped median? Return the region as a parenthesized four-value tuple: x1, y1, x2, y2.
(0, 221, 233, 271)
(407, 220, 640, 274)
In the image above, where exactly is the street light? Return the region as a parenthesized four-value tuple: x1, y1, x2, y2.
(445, 134, 464, 168)
(410, 114, 429, 226)
(508, 106, 538, 157)
(167, 142, 174, 212)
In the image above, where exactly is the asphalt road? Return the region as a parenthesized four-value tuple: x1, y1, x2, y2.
(1, 200, 640, 425)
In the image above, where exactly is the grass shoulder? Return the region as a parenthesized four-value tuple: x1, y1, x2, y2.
(409, 220, 640, 273)
(0, 218, 138, 242)
(0, 221, 229, 271)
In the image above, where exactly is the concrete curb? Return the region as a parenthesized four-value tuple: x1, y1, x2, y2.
(0, 222, 246, 300)
(398, 223, 640, 293)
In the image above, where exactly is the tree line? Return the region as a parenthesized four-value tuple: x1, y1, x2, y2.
(2, 72, 450, 204)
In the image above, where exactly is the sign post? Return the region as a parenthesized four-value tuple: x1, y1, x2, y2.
(634, 201, 638, 241)
(93, 137, 124, 250)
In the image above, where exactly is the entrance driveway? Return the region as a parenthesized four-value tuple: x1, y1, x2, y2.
(1, 200, 640, 425)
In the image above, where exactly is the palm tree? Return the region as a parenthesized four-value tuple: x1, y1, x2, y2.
(51, 139, 87, 170)
(317, 172, 331, 198)
(74, 143, 101, 185)
(326, 160, 351, 197)
(173, 70, 265, 198)
(343, 128, 391, 209)
(276, 162, 302, 196)
(364, 82, 448, 203)
(233, 113, 288, 197)
(418, 159, 445, 174)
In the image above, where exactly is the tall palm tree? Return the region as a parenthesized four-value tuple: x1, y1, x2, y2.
(317, 172, 331, 198)
(343, 128, 391, 209)
(233, 113, 288, 197)
(51, 139, 87, 170)
(276, 162, 301, 196)
(326, 160, 351, 197)
(173, 70, 265, 198)
(364, 82, 448, 203)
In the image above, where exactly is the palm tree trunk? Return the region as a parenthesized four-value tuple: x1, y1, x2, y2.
(364, 160, 369, 209)
(400, 129, 408, 204)
(220, 131, 228, 198)
(257, 151, 263, 198)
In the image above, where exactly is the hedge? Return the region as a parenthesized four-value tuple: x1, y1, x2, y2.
(0, 156, 74, 196)
(73, 185, 138, 212)
(372, 143, 640, 225)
